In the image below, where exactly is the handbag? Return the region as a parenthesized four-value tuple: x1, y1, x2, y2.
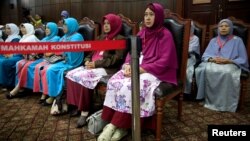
(44, 55, 64, 64)
(86, 110, 108, 135)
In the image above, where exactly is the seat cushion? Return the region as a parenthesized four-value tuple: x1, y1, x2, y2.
(99, 75, 112, 84)
(154, 81, 182, 98)
(241, 70, 249, 80)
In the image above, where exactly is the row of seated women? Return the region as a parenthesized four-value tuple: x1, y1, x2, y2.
(1, 17, 83, 106)
(0, 2, 249, 141)
(0, 3, 176, 140)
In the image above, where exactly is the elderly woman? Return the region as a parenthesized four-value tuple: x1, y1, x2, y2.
(195, 19, 249, 112)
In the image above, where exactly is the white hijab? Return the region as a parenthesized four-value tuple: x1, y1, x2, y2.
(19, 23, 40, 42)
(0, 30, 3, 42)
(5, 23, 21, 42)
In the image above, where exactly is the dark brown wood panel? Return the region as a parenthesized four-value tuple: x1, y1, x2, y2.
(71, 2, 82, 21)
(184, 0, 250, 48)
(184, 0, 217, 25)
(224, 1, 250, 23)
(184, 0, 250, 25)
(0, 0, 176, 25)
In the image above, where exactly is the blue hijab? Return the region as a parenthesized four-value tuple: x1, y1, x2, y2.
(41, 22, 60, 42)
(62, 17, 79, 37)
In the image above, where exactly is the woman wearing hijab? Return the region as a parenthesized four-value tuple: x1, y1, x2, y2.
(0, 23, 22, 91)
(184, 21, 200, 96)
(98, 3, 177, 141)
(61, 10, 69, 19)
(195, 19, 249, 112)
(43, 17, 84, 109)
(6, 23, 42, 99)
(58, 10, 70, 26)
(31, 22, 61, 104)
(65, 13, 126, 128)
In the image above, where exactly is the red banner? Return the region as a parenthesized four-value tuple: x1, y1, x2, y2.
(0, 40, 126, 54)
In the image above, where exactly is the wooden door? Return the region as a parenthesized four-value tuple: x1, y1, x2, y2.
(184, 0, 250, 49)
(184, 0, 250, 25)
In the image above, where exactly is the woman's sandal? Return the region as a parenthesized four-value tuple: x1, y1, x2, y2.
(5, 92, 16, 99)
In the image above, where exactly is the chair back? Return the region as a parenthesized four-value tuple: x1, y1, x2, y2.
(57, 26, 64, 37)
(209, 17, 250, 67)
(78, 17, 99, 41)
(1, 30, 8, 41)
(193, 21, 207, 54)
(164, 11, 191, 82)
(118, 14, 138, 37)
(35, 27, 46, 40)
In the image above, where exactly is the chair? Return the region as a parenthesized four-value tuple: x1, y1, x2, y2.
(1, 28, 8, 41)
(208, 17, 250, 110)
(78, 17, 99, 41)
(57, 26, 64, 37)
(153, 11, 190, 141)
(34, 27, 46, 40)
(118, 13, 138, 37)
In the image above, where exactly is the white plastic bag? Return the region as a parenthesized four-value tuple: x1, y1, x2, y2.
(50, 99, 68, 115)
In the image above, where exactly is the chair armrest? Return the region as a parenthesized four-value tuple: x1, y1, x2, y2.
(240, 69, 249, 80)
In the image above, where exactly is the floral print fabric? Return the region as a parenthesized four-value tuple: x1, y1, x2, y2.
(103, 70, 161, 117)
(66, 66, 107, 89)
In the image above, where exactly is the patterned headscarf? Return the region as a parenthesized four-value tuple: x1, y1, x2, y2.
(102, 13, 122, 40)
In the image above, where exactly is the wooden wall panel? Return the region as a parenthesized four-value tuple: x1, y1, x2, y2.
(71, 2, 82, 21)
(0, 0, 19, 25)
(224, 1, 250, 23)
(0, 0, 176, 25)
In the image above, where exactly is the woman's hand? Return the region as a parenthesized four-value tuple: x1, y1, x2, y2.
(4, 54, 13, 58)
(45, 53, 54, 57)
(85, 61, 95, 69)
(140, 67, 146, 74)
(123, 64, 131, 77)
(212, 57, 233, 64)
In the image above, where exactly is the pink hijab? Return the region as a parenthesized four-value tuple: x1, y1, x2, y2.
(137, 3, 178, 84)
(102, 13, 122, 40)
